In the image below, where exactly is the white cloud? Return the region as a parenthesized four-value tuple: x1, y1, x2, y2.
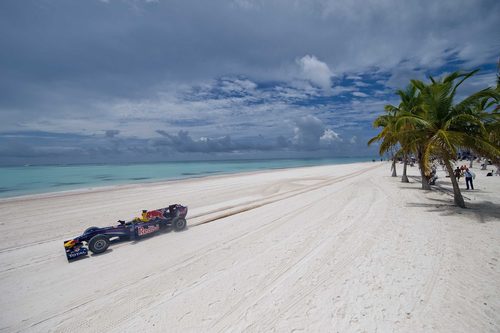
(220, 78, 257, 94)
(346, 75, 363, 80)
(320, 129, 341, 143)
(352, 91, 369, 98)
(296, 55, 333, 91)
(354, 81, 370, 87)
(293, 115, 343, 150)
(330, 85, 357, 96)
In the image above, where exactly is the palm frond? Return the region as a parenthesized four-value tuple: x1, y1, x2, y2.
(450, 69, 480, 98)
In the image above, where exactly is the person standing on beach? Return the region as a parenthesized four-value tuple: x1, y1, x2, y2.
(454, 167, 461, 181)
(464, 168, 474, 190)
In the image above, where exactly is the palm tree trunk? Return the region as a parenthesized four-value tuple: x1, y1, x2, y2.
(391, 157, 397, 177)
(401, 154, 409, 183)
(444, 160, 465, 208)
(417, 150, 431, 190)
(419, 165, 430, 190)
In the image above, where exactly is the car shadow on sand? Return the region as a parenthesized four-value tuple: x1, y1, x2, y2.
(90, 248, 114, 257)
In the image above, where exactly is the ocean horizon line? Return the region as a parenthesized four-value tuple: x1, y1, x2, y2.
(0, 155, 380, 168)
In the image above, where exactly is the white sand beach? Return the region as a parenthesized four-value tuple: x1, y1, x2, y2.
(0, 161, 499, 332)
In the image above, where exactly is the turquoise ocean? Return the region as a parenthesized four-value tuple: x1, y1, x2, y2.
(0, 157, 374, 199)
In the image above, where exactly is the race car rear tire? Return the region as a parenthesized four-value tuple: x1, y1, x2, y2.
(173, 218, 186, 231)
(88, 235, 110, 254)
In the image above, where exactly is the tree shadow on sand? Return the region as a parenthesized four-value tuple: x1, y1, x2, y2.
(404, 176, 500, 223)
(406, 198, 500, 223)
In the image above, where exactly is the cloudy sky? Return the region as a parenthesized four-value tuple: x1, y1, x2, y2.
(0, 0, 498, 165)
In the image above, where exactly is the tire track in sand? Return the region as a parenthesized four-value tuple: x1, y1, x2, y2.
(0, 164, 381, 278)
(27, 182, 345, 332)
(210, 177, 382, 332)
(98, 174, 368, 333)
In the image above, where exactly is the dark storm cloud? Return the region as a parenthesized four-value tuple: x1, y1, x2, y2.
(153, 129, 289, 153)
(0, 128, 295, 165)
(293, 115, 325, 150)
(154, 130, 234, 153)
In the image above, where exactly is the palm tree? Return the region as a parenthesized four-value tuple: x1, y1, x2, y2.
(369, 85, 421, 183)
(401, 70, 500, 207)
(368, 105, 400, 177)
(469, 94, 500, 171)
(393, 85, 421, 183)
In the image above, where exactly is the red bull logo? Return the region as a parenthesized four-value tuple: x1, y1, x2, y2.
(146, 210, 164, 219)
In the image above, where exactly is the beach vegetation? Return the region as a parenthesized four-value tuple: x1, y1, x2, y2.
(368, 85, 421, 184)
(367, 104, 400, 177)
(389, 85, 422, 184)
(370, 69, 500, 208)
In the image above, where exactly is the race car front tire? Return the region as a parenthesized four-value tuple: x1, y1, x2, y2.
(88, 235, 110, 254)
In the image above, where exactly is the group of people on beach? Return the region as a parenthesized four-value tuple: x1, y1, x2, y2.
(454, 165, 475, 190)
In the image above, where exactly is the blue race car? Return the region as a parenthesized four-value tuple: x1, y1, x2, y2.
(64, 204, 188, 260)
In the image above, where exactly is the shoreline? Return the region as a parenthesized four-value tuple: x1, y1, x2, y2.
(0, 159, 378, 203)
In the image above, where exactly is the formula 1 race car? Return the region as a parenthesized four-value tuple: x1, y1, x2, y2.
(63, 204, 188, 261)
